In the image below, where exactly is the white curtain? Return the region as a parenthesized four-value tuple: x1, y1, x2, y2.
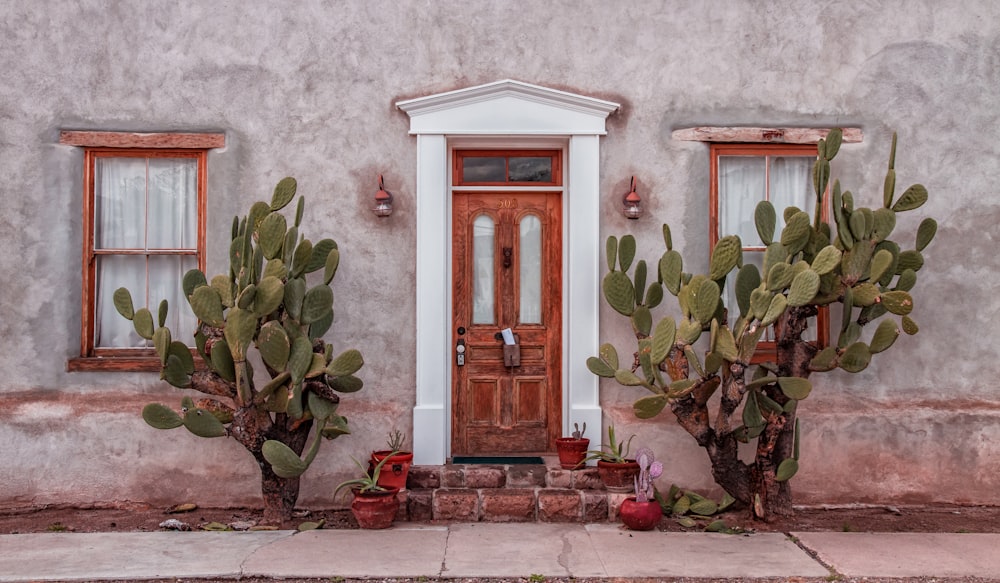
(94, 157, 199, 348)
(718, 156, 766, 247)
(771, 157, 815, 220)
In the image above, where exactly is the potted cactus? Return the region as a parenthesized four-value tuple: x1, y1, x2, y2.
(619, 447, 664, 530)
(584, 424, 639, 492)
(369, 429, 413, 491)
(555, 422, 590, 469)
(335, 451, 400, 529)
(114, 177, 363, 525)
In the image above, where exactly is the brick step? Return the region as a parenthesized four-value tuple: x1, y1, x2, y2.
(392, 458, 635, 523)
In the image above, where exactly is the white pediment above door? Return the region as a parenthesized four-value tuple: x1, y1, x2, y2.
(397, 79, 620, 135)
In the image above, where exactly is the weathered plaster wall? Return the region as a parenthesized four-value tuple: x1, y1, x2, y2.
(0, 1, 997, 509)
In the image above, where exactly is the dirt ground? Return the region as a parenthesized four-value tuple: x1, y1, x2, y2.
(2, 500, 999, 534)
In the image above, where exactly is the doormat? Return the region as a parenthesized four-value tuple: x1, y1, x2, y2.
(451, 456, 545, 465)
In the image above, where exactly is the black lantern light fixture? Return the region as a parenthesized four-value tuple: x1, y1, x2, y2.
(373, 174, 393, 217)
(622, 176, 642, 219)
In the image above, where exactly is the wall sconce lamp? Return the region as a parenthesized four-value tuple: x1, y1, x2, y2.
(622, 176, 643, 220)
(373, 174, 393, 217)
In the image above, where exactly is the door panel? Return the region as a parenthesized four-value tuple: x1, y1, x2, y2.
(453, 191, 562, 455)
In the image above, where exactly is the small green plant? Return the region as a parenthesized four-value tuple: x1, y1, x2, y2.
(571, 422, 586, 439)
(45, 522, 68, 532)
(584, 424, 634, 463)
(657, 483, 736, 517)
(529, 574, 546, 583)
(334, 449, 399, 497)
(841, 522, 855, 532)
(386, 429, 406, 451)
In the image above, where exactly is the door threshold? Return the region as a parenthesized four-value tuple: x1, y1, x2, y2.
(450, 455, 546, 465)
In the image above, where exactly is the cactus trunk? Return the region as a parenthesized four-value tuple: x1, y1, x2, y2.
(230, 404, 313, 524)
(255, 437, 307, 524)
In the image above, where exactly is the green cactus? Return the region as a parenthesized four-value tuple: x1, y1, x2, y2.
(115, 177, 363, 525)
(589, 130, 938, 520)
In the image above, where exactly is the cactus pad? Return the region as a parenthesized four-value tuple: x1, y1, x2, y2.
(710, 235, 742, 281)
(113, 288, 135, 320)
(787, 269, 820, 307)
(603, 271, 636, 316)
(891, 184, 928, 212)
(142, 403, 183, 430)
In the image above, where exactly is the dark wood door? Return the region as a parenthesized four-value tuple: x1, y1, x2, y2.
(452, 192, 562, 455)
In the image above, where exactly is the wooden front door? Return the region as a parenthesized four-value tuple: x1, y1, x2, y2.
(452, 191, 562, 455)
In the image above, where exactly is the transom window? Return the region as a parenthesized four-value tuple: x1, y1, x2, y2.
(454, 150, 561, 186)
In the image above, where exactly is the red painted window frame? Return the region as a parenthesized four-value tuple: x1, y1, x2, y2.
(63, 131, 221, 372)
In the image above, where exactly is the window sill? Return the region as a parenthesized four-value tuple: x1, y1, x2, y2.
(67, 355, 166, 372)
(69, 348, 206, 372)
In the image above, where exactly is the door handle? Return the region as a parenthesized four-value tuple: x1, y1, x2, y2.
(456, 339, 466, 366)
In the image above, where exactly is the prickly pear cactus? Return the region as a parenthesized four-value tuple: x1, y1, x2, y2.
(115, 177, 362, 523)
(589, 130, 937, 519)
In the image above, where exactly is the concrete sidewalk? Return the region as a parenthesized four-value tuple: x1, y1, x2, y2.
(1, 523, 998, 581)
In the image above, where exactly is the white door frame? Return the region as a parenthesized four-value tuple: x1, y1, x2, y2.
(397, 80, 619, 464)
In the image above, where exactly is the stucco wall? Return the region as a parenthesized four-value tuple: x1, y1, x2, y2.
(1, 1, 997, 509)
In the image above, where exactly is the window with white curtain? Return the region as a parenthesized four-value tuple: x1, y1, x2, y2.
(66, 143, 210, 371)
(710, 143, 827, 357)
(92, 153, 202, 349)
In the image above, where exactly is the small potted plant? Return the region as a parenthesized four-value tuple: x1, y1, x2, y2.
(335, 451, 400, 529)
(584, 424, 639, 492)
(370, 429, 413, 491)
(619, 447, 664, 530)
(555, 422, 590, 469)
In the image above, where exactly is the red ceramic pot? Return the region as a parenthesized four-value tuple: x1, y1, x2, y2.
(350, 487, 400, 529)
(370, 450, 414, 491)
(596, 459, 640, 492)
(555, 437, 590, 469)
(620, 496, 662, 530)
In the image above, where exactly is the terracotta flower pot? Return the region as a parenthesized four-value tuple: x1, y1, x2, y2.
(619, 496, 662, 530)
(596, 459, 640, 492)
(350, 487, 399, 529)
(555, 437, 590, 469)
(370, 450, 414, 491)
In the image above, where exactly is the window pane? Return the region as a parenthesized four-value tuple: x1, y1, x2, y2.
(519, 215, 542, 324)
(149, 255, 199, 344)
(463, 157, 505, 182)
(472, 215, 495, 324)
(508, 157, 552, 182)
(95, 255, 147, 348)
(95, 157, 147, 249)
(718, 156, 766, 246)
(148, 158, 198, 249)
(771, 156, 816, 222)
